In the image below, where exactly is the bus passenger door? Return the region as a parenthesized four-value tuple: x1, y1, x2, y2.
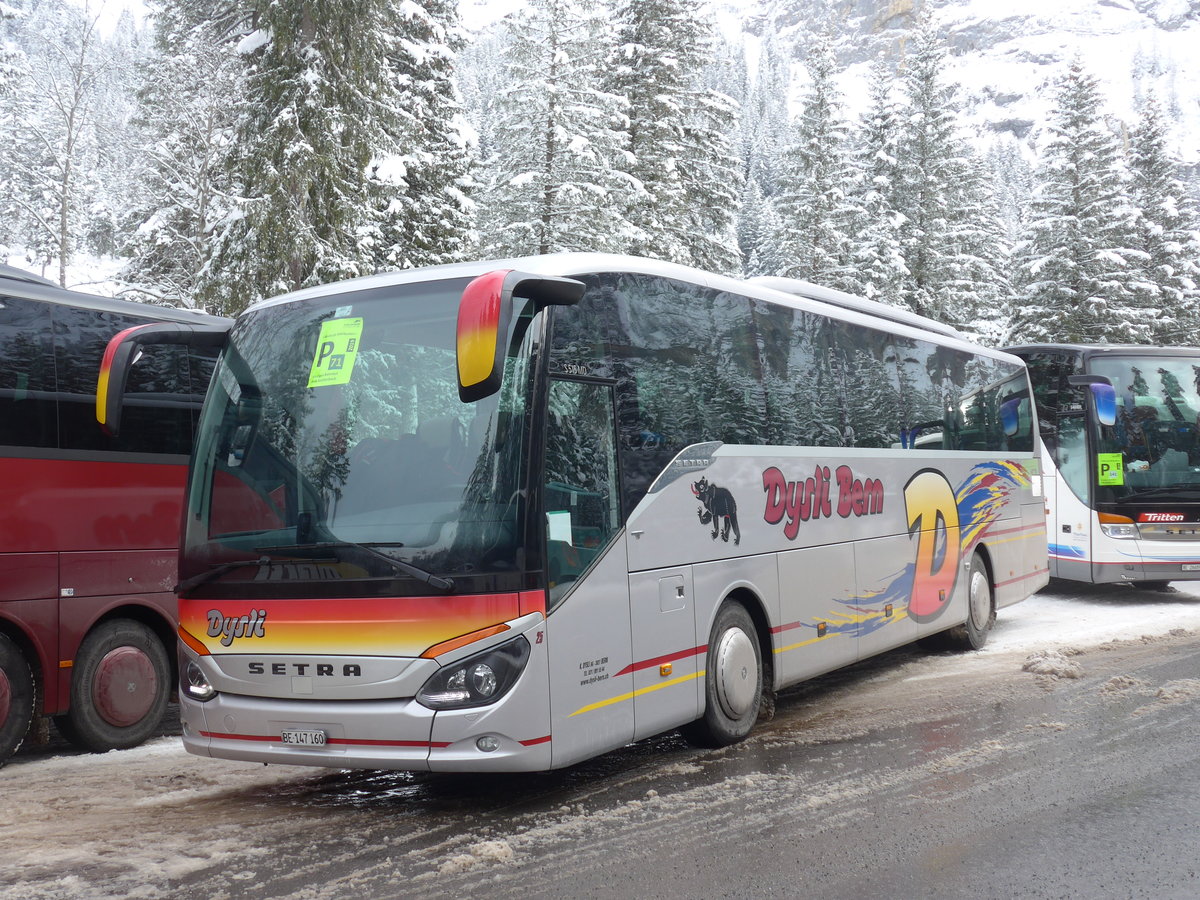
(543, 378, 635, 768)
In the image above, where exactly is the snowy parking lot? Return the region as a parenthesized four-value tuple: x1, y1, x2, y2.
(3, 579, 1200, 899)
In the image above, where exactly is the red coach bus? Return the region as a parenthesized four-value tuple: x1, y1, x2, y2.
(0, 264, 228, 765)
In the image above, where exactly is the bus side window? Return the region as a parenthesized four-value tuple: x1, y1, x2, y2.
(52, 306, 194, 455)
(0, 296, 57, 449)
(544, 378, 620, 603)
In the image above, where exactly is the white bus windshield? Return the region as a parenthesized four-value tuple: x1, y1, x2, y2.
(1092, 355, 1200, 497)
(180, 278, 536, 593)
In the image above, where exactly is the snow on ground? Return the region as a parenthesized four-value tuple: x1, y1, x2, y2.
(2, 581, 1199, 899)
(986, 580, 1200, 653)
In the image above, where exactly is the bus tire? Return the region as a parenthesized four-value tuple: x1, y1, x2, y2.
(55, 620, 170, 753)
(681, 601, 763, 748)
(943, 553, 994, 651)
(0, 633, 36, 767)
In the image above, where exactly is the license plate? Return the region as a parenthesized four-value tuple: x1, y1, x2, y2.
(1182, 564, 1200, 571)
(281, 729, 327, 746)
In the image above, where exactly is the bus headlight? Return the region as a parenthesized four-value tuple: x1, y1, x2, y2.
(417, 636, 531, 710)
(1098, 513, 1140, 539)
(183, 660, 216, 702)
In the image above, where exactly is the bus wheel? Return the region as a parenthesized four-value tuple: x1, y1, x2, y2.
(0, 633, 36, 766)
(55, 620, 170, 753)
(945, 553, 995, 651)
(681, 602, 763, 748)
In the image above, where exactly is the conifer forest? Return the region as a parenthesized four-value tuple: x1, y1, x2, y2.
(1, 0, 1198, 347)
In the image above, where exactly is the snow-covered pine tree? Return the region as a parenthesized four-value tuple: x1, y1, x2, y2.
(372, 0, 475, 271)
(1126, 96, 1200, 344)
(201, 0, 408, 315)
(0, 0, 106, 285)
(122, 0, 247, 307)
(771, 31, 856, 290)
(1011, 59, 1146, 344)
(0, 2, 22, 93)
(83, 11, 144, 261)
(845, 58, 907, 308)
(0, 1, 27, 252)
(480, 0, 636, 257)
(734, 30, 789, 274)
(944, 154, 1012, 346)
(742, 28, 791, 202)
(606, 0, 741, 273)
(892, 15, 984, 327)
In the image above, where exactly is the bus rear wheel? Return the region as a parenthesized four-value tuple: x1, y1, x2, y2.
(0, 633, 36, 767)
(681, 601, 763, 748)
(946, 553, 995, 651)
(55, 620, 170, 753)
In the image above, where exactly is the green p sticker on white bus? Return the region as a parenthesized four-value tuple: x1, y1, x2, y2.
(307, 318, 364, 388)
(1097, 452, 1124, 486)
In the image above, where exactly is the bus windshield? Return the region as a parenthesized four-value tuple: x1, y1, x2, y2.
(1092, 354, 1200, 498)
(180, 278, 536, 594)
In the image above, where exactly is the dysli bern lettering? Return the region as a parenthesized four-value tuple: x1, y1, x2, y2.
(207, 609, 268, 646)
(762, 464, 884, 540)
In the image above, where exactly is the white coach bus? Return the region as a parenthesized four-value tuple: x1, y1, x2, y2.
(99, 254, 1048, 772)
(1007, 342, 1200, 587)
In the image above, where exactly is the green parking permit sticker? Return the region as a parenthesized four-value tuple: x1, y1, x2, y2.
(1097, 452, 1124, 486)
(307, 318, 364, 387)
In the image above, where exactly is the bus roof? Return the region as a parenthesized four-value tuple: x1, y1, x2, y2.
(0, 265, 230, 326)
(1005, 343, 1200, 360)
(746, 276, 965, 341)
(246, 252, 1013, 361)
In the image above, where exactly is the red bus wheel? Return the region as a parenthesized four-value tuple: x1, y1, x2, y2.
(0, 633, 36, 767)
(55, 620, 170, 753)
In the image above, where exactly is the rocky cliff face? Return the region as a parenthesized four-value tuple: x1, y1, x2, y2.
(726, 0, 1200, 166)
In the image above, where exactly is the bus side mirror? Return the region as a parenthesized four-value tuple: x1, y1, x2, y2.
(97, 321, 230, 436)
(1067, 375, 1117, 427)
(999, 398, 1022, 437)
(457, 269, 584, 403)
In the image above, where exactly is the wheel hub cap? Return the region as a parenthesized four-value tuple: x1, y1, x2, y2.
(970, 569, 990, 629)
(92, 647, 157, 728)
(715, 627, 757, 718)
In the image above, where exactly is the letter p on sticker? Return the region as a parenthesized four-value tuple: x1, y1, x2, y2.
(307, 318, 364, 387)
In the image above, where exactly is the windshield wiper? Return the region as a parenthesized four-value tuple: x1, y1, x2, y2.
(255, 541, 456, 593)
(176, 555, 338, 594)
(1117, 485, 1200, 502)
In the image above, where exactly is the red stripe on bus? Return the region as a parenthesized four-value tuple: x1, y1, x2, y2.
(995, 568, 1049, 589)
(770, 621, 805, 635)
(984, 522, 1044, 538)
(519, 735, 552, 746)
(614, 645, 707, 677)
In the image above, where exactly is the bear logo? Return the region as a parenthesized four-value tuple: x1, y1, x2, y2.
(692, 477, 740, 545)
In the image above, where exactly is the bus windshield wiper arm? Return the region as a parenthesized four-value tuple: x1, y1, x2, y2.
(176, 556, 275, 593)
(1118, 486, 1200, 501)
(254, 541, 456, 593)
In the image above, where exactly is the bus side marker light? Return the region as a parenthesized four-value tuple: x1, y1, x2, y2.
(660, 663, 673, 677)
(817, 623, 827, 637)
(885, 604, 893, 618)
